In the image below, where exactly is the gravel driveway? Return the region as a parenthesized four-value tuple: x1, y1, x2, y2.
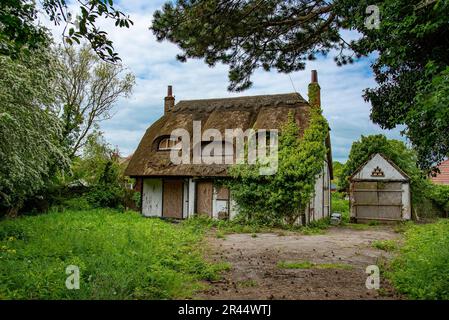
(197, 226, 402, 300)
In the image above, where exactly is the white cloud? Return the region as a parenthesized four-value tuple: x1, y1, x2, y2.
(41, 1, 405, 162)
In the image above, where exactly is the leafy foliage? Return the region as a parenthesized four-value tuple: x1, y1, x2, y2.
(0, 1, 50, 57)
(0, 209, 227, 299)
(331, 192, 349, 222)
(427, 184, 449, 216)
(227, 108, 329, 225)
(337, 0, 449, 168)
(0, 48, 69, 215)
(152, 0, 341, 91)
(389, 219, 449, 299)
(1, 0, 133, 62)
(69, 132, 128, 209)
(332, 161, 344, 189)
(405, 65, 449, 169)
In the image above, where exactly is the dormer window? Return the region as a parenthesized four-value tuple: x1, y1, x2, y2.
(158, 136, 182, 151)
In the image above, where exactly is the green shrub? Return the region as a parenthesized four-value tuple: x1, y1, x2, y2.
(132, 191, 141, 208)
(0, 209, 226, 299)
(86, 184, 124, 209)
(427, 184, 449, 217)
(389, 219, 449, 299)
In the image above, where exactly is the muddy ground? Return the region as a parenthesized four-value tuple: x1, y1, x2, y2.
(197, 226, 402, 300)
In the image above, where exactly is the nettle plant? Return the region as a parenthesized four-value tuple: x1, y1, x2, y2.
(226, 108, 329, 226)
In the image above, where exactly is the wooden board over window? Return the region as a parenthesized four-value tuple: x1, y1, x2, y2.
(216, 186, 229, 200)
(162, 179, 183, 219)
(196, 181, 213, 216)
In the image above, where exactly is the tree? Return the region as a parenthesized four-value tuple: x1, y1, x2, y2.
(227, 109, 329, 225)
(70, 131, 126, 209)
(339, 135, 428, 204)
(152, 0, 449, 168)
(332, 161, 344, 189)
(0, 0, 133, 62)
(152, 0, 342, 92)
(0, 47, 69, 215)
(337, 0, 449, 169)
(55, 45, 135, 157)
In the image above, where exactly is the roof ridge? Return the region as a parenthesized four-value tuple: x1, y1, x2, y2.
(176, 92, 305, 104)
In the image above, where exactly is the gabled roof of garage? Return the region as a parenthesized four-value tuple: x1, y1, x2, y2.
(350, 153, 410, 182)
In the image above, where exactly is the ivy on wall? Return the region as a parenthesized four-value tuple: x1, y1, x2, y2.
(226, 107, 329, 225)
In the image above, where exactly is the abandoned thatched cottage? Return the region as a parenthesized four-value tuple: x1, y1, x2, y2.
(125, 70, 332, 223)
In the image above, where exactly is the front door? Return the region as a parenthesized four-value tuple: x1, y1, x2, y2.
(163, 179, 183, 218)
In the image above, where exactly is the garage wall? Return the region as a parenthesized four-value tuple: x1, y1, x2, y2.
(350, 153, 411, 221)
(352, 154, 407, 181)
(402, 183, 411, 220)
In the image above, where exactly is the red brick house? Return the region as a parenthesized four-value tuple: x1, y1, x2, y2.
(431, 159, 449, 185)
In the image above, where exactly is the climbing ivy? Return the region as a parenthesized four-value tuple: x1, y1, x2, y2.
(227, 108, 329, 226)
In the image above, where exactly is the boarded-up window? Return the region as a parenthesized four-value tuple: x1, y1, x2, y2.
(216, 186, 229, 200)
(196, 181, 213, 216)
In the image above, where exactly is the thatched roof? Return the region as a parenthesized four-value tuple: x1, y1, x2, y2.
(125, 92, 325, 177)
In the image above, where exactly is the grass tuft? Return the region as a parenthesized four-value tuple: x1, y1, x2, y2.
(372, 239, 398, 252)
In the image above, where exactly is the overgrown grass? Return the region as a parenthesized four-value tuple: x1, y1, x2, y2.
(388, 219, 449, 299)
(278, 260, 353, 270)
(182, 215, 329, 236)
(372, 239, 398, 252)
(0, 209, 227, 299)
(331, 192, 349, 222)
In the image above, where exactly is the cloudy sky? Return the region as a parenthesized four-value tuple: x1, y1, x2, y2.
(43, 0, 405, 163)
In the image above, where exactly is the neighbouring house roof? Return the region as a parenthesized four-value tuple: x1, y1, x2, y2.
(431, 159, 449, 185)
(125, 92, 332, 177)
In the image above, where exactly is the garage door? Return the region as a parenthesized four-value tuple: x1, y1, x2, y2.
(353, 182, 403, 220)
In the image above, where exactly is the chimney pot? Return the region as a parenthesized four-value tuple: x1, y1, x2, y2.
(308, 70, 321, 108)
(164, 85, 175, 114)
(311, 70, 318, 83)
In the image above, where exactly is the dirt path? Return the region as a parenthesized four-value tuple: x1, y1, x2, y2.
(197, 226, 402, 300)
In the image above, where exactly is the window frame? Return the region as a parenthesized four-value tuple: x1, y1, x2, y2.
(157, 136, 182, 151)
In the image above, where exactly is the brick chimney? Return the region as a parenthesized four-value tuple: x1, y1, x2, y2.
(308, 70, 321, 108)
(164, 85, 175, 114)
